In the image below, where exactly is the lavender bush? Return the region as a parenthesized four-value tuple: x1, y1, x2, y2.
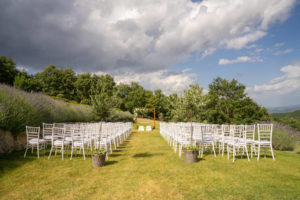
(0, 84, 93, 135)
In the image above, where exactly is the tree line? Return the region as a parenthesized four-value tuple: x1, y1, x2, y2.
(0, 56, 269, 123)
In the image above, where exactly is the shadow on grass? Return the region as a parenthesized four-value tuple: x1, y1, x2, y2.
(105, 160, 118, 166)
(109, 153, 122, 158)
(132, 152, 164, 158)
(0, 150, 36, 178)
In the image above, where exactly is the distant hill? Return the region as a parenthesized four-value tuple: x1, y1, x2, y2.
(268, 104, 300, 113)
(272, 109, 300, 120)
(272, 109, 300, 132)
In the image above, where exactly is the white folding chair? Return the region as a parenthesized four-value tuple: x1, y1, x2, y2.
(227, 125, 250, 162)
(24, 126, 46, 159)
(146, 126, 152, 131)
(199, 125, 216, 158)
(255, 124, 275, 160)
(42, 123, 53, 147)
(138, 126, 145, 131)
(70, 129, 87, 160)
(48, 127, 70, 160)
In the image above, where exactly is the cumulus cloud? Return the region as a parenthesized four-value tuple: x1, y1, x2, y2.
(114, 69, 196, 94)
(218, 56, 262, 65)
(247, 63, 300, 106)
(273, 48, 293, 55)
(0, 0, 295, 74)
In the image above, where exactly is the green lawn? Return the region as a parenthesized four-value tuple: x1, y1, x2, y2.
(1, 127, 300, 200)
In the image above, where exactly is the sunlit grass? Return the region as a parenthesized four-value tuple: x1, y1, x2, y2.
(1, 123, 300, 199)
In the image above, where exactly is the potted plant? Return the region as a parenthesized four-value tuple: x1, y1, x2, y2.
(92, 149, 107, 167)
(183, 146, 199, 163)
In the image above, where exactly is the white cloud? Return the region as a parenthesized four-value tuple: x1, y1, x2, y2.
(274, 42, 285, 47)
(247, 63, 300, 106)
(16, 66, 28, 72)
(225, 31, 267, 50)
(218, 56, 262, 65)
(0, 0, 296, 73)
(273, 48, 293, 55)
(114, 69, 196, 95)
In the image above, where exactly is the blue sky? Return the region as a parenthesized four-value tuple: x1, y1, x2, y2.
(0, 0, 299, 107)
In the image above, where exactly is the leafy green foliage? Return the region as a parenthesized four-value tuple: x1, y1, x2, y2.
(36, 65, 77, 100)
(182, 146, 199, 151)
(0, 56, 19, 85)
(171, 83, 206, 122)
(205, 77, 269, 124)
(272, 110, 300, 131)
(92, 148, 107, 155)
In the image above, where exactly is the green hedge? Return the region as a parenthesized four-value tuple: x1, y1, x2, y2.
(0, 84, 94, 135)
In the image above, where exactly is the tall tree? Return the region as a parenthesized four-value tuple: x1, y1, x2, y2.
(0, 56, 19, 85)
(36, 65, 77, 99)
(206, 77, 269, 124)
(74, 73, 92, 104)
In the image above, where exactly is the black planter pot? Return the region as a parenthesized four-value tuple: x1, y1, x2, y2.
(92, 153, 106, 167)
(184, 150, 198, 163)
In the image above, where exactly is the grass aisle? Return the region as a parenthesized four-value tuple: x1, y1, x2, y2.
(1, 124, 300, 199)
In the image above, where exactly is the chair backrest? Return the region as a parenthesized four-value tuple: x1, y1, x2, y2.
(52, 127, 66, 142)
(201, 125, 213, 141)
(244, 125, 255, 140)
(54, 123, 64, 128)
(257, 124, 273, 142)
(43, 123, 53, 137)
(222, 125, 230, 137)
(71, 128, 84, 143)
(192, 124, 202, 139)
(26, 126, 40, 141)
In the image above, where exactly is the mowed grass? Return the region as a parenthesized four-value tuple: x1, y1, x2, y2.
(1, 123, 300, 199)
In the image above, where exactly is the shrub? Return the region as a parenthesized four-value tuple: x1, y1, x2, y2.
(0, 84, 94, 135)
(107, 109, 133, 122)
(272, 128, 296, 151)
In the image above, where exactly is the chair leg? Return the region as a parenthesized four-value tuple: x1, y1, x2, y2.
(222, 143, 225, 157)
(245, 145, 250, 162)
(233, 146, 235, 162)
(48, 146, 53, 160)
(257, 144, 260, 161)
(227, 145, 230, 160)
(37, 144, 40, 159)
(24, 146, 28, 158)
(62, 146, 64, 160)
(270, 145, 275, 160)
(83, 146, 86, 160)
(70, 146, 74, 160)
(212, 142, 216, 157)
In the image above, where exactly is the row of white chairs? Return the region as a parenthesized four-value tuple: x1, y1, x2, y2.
(160, 122, 275, 162)
(138, 125, 152, 131)
(24, 122, 132, 160)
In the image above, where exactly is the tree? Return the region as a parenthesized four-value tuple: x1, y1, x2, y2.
(0, 56, 19, 85)
(91, 78, 113, 121)
(146, 89, 170, 120)
(124, 82, 147, 113)
(36, 65, 77, 99)
(205, 77, 269, 124)
(74, 73, 92, 104)
(14, 71, 42, 92)
(171, 83, 206, 145)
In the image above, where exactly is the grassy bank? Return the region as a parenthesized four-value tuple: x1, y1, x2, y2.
(0, 122, 300, 199)
(0, 84, 94, 134)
